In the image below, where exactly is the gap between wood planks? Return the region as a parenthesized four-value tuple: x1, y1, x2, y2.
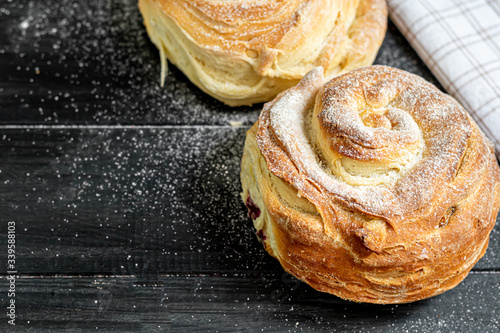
(0, 124, 253, 129)
(1, 270, 499, 279)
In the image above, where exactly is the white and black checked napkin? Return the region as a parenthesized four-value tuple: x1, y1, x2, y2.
(388, 0, 500, 159)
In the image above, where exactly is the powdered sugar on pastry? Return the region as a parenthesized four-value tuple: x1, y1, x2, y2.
(242, 65, 500, 304)
(139, 0, 388, 105)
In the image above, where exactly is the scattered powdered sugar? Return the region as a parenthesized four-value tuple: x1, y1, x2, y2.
(0, 0, 260, 125)
(1, 126, 270, 274)
(260, 65, 480, 219)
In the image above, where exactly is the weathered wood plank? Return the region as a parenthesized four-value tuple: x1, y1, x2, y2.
(0, 127, 271, 276)
(0, 0, 439, 126)
(0, 1, 497, 332)
(0, 128, 498, 277)
(0, 273, 498, 332)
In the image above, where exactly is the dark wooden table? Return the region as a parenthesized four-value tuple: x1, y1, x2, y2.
(1, 1, 499, 332)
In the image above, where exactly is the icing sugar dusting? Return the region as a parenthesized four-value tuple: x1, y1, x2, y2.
(259, 66, 478, 219)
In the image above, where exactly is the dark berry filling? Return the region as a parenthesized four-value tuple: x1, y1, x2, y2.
(245, 194, 261, 220)
(256, 229, 267, 240)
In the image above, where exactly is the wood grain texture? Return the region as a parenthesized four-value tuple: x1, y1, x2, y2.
(0, 128, 498, 277)
(0, 1, 439, 126)
(0, 0, 499, 331)
(0, 127, 267, 276)
(0, 274, 499, 332)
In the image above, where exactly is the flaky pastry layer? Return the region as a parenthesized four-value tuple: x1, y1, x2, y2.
(138, 0, 387, 106)
(240, 65, 500, 304)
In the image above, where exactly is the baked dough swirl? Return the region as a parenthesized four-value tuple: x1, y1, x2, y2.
(138, 0, 387, 106)
(240, 65, 500, 304)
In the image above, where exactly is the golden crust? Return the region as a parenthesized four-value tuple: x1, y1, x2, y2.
(240, 65, 500, 304)
(138, 0, 388, 106)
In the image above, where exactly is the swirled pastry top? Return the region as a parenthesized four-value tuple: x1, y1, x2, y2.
(242, 65, 500, 303)
(139, 0, 388, 106)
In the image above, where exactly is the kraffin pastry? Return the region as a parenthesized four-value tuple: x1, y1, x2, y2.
(138, 0, 387, 106)
(240, 65, 500, 304)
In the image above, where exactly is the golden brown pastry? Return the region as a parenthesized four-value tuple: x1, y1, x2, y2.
(240, 65, 500, 304)
(138, 0, 387, 106)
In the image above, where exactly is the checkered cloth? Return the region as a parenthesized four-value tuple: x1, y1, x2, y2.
(388, 0, 500, 159)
